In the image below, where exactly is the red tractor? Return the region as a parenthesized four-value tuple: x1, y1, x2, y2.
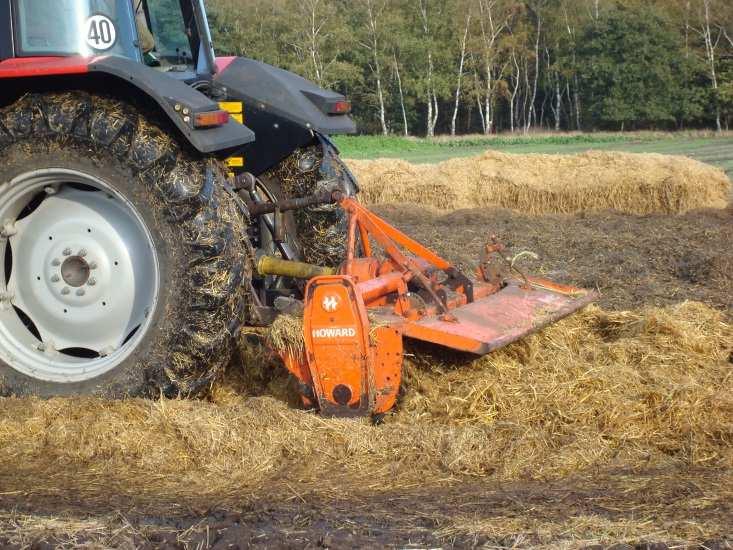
(0, 0, 358, 398)
(0, 0, 595, 417)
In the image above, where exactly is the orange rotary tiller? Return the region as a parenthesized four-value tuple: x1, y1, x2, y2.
(278, 197, 597, 418)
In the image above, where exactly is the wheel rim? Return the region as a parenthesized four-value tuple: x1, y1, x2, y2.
(252, 178, 300, 261)
(0, 169, 160, 383)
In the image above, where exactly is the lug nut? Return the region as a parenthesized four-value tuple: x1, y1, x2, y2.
(52, 258, 61, 266)
(76, 289, 86, 297)
(44, 186, 57, 195)
(63, 248, 72, 256)
(174, 104, 182, 112)
(89, 262, 98, 270)
(88, 277, 97, 286)
(61, 287, 70, 295)
(51, 274, 60, 283)
(182, 107, 190, 115)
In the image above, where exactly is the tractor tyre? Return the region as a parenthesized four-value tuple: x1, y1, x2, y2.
(0, 92, 249, 398)
(261, 144, 356, 267)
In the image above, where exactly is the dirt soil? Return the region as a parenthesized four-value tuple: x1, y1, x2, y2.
(1, 205, 731, 549)
(0, 468, 731, 549)
(373, 204, 733, 315)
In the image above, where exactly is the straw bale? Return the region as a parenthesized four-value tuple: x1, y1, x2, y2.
(0, 302, 729, 508)
(346, 151, 731, 215)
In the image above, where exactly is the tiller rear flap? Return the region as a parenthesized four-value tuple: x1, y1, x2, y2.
(275, 197, 597, 418)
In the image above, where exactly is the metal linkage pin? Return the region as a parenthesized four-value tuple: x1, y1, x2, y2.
(1, 222, 17, 238)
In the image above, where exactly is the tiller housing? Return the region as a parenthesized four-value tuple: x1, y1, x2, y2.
(263, 195, 597, 418)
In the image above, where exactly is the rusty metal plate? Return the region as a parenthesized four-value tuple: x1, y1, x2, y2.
(402, 281, 598, 355)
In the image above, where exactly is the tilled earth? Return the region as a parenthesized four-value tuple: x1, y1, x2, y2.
(1, 468, 730, 549)
(373, 204, 733, 315)
(1, 204, 731, 549)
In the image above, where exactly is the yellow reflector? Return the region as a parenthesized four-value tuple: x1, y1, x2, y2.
(219, 101, 243, 114)
(231, 113, 244, 124)
(226, 157, 244, 168)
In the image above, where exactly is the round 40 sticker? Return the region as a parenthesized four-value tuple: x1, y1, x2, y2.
(85, 15, 117, 51)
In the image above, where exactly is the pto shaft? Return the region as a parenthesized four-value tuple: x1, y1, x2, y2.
(256, 255, 336, 280)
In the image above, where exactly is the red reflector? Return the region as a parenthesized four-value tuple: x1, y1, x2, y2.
(330, 101, 351, 115)
(193, 110, 230, 128)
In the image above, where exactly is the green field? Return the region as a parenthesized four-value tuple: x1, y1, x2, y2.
(334, 133, 733, 176)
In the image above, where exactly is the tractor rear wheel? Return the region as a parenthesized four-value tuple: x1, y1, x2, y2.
(0, 93, 248, 398)
(260, 144, 356, 267)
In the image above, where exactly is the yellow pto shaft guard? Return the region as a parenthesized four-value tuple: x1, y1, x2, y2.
(256, 255, 336, 280)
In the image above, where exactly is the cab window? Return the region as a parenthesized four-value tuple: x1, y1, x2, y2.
(13, 0, 139, 60)
(136, 0, 200, 70)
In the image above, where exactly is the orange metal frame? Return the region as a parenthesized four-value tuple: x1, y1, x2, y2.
(278, 197, 597, 417)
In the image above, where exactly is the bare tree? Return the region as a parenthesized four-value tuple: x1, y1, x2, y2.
(451, 13, 472, 136)
(476, 0, 509, 134)
(305, 0, 328, 86)
(722, 25, 733, 48)
(525, 6, 542, 132)
(508, 48, 521, 132)
(418, 0, 439, 137)
(470, 53, 487, 133)
(393, 51, 409, 136)
(359, 0, 389, 135)
(521, 52, 530, 129)
(561, 0, 582, 130)
(545, 46, 562, 131)
(691, 0, 724, 131)
(288, 0, 340, 88)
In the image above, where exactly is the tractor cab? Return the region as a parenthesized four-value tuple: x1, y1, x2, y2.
(10, 0, 215, 77)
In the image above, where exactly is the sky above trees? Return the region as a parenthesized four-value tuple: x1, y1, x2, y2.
(206, 0, 733, 135)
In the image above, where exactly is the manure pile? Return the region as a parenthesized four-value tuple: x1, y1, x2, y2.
(346, 150, 731, 215)
(0, 302, 730, 505)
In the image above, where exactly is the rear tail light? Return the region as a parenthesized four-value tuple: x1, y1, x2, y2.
(329, 101, 352, 115)
(193, 110, 230, 128)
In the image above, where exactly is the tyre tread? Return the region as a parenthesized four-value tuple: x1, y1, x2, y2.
(0, 92, 249, 398)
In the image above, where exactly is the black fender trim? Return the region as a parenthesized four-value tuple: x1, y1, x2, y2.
(89, 57, 255, 154)
(317, 134, 360, 195)
(214, 57, 357, 135)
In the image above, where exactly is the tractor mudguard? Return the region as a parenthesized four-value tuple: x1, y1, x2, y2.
(0, 55, 256, 155)
(316, 134, 360, 195)
(90, 57, 255, 154)
(214, 57, 356, 135)
(213, 57, 356, 175)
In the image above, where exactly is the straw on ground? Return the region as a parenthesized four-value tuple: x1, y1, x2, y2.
(346, 151, 731, 215)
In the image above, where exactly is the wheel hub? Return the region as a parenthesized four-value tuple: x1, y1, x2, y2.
(0, 169, 160, 382)
(60, 256, 91, 287)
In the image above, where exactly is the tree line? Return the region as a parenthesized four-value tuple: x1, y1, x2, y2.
(206, 0, 733, 136)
